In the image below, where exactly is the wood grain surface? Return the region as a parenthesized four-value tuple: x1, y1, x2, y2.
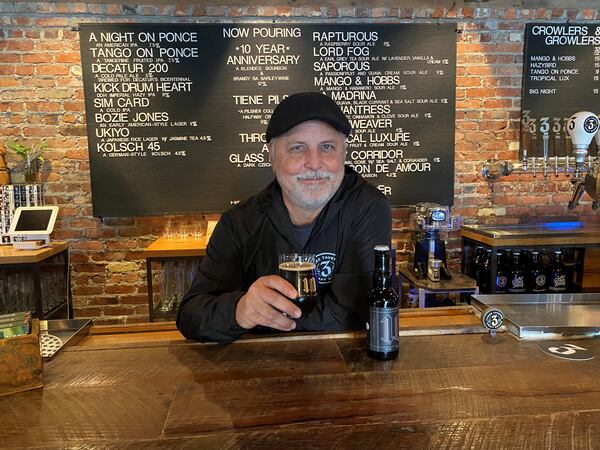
(0, 329, 598, 448)
(32, 412, 600, 450)
(142, 236, 207, 258)
(79, 307, 482, 347)
(0, 241, 67, 264)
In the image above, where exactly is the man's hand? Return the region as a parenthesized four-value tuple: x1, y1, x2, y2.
(235, 275, 302, 331)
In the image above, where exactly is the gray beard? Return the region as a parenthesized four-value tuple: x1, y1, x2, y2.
(277, 170, 342, 211)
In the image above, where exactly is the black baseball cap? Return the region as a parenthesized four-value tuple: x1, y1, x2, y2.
(266, 92, 352, 142)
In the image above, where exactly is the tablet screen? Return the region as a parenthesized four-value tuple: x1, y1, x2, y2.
(13, 209, 54, 232)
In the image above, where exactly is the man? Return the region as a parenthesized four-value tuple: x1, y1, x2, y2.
(177, 92, 392, 343)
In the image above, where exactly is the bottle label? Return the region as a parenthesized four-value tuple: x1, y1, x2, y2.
(509, 275, 525, 292)
(496, 275, 507, 289)
(367, 306, 399, 352)
(552, 274, 566, 288)
(534, 274, 546, 290)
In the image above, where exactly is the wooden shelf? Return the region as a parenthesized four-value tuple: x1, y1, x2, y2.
(142, 236, 207, 258)
(0, 242, 68, 264)
(461, 223, 600, 248)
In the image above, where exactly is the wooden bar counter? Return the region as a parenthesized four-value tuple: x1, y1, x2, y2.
(0, 308, 598, 448)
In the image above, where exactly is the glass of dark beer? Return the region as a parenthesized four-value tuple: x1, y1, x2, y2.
(278, 253, 319, 317)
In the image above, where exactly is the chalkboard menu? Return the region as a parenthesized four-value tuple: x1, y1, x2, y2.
(522, 23, 600, 157)
(79, 23, 456, 217)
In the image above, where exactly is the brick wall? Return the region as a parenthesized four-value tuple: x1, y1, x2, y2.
(1, 2, 599, 324)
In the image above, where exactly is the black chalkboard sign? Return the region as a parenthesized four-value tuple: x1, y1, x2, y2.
(79, 23, 456, 216)
(522, 23, 600, 158)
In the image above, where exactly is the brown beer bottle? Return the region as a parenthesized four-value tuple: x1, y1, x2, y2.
(366, 245, 400, 361)
(548, 250, 567, 292)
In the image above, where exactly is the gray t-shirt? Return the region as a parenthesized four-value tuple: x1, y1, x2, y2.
(293, 222, 314, 249)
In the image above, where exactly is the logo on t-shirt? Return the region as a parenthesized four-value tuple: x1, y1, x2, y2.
(315, 252, 336, 284)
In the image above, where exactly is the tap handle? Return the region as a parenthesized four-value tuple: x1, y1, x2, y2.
(568, 179, 586, 210)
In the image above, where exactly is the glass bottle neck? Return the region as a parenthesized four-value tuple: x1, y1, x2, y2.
(373, 271, 392, 289)
(373, 251, 391, 289)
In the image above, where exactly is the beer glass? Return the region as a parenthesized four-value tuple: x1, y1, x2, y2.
(278, 253, 319, 317)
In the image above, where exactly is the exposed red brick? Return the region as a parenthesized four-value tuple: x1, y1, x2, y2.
(22, 53, 52, 63)
(0, 53, 20, 63)
(461, 8, 474, 19)
(36, 64, 69, 76)
(207, 6, 225, 16)
(102, 305, 135, 315)
(35, 17, 70, 27)
(55, 52, 80, 63)
(581, 9, 596, 19)
(7, 40, 34, 51)
(325, 7, 338, 17)
(119, 295, 149, 305)
(174, 4, 190, 16)
(105, 285, 137, 295)
(75, 307, 103, 317)
(106, 240, 138, 250)
(73, 286, 105, 295)
(14, 65, 34, 76)
(105, 4, 121, 15)
(87, 297, 120, 306)
(71, 3, 87, 13)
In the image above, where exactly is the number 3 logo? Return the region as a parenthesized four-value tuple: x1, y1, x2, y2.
(548, 343, 587, 355)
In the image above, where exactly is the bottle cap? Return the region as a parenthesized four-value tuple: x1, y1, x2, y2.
(374, 245, 389, 251)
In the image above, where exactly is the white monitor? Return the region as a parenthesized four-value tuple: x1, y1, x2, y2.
(8, 206, 59, 245)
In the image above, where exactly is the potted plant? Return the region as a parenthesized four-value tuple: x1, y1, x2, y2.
(5, 140, 46, 184)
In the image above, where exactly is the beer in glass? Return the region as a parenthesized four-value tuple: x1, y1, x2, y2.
(278, 254, 319, 317)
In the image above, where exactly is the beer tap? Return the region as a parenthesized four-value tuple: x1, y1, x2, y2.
(568, 178, 586, 210)
(482, 111, 600, 212)
(566, 111, 599, 171)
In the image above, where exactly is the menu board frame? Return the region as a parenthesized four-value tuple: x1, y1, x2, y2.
(79, 23, 457, 217)
(521, 22, 600, 158)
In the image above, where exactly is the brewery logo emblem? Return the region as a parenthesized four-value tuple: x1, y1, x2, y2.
(482, 308, 504, 330)
(496, 275, 507, 289)
(535, 274, 546, 287)
(538, 342, 595, 361)
(584, 115, 599, 134)
(315, 252, 336, 284)
(431, 210, 447, 221)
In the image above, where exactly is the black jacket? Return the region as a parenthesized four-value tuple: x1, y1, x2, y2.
(176, 166, 392, 343)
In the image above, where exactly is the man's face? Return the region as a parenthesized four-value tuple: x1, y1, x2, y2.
(270, 120, 346, 213)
